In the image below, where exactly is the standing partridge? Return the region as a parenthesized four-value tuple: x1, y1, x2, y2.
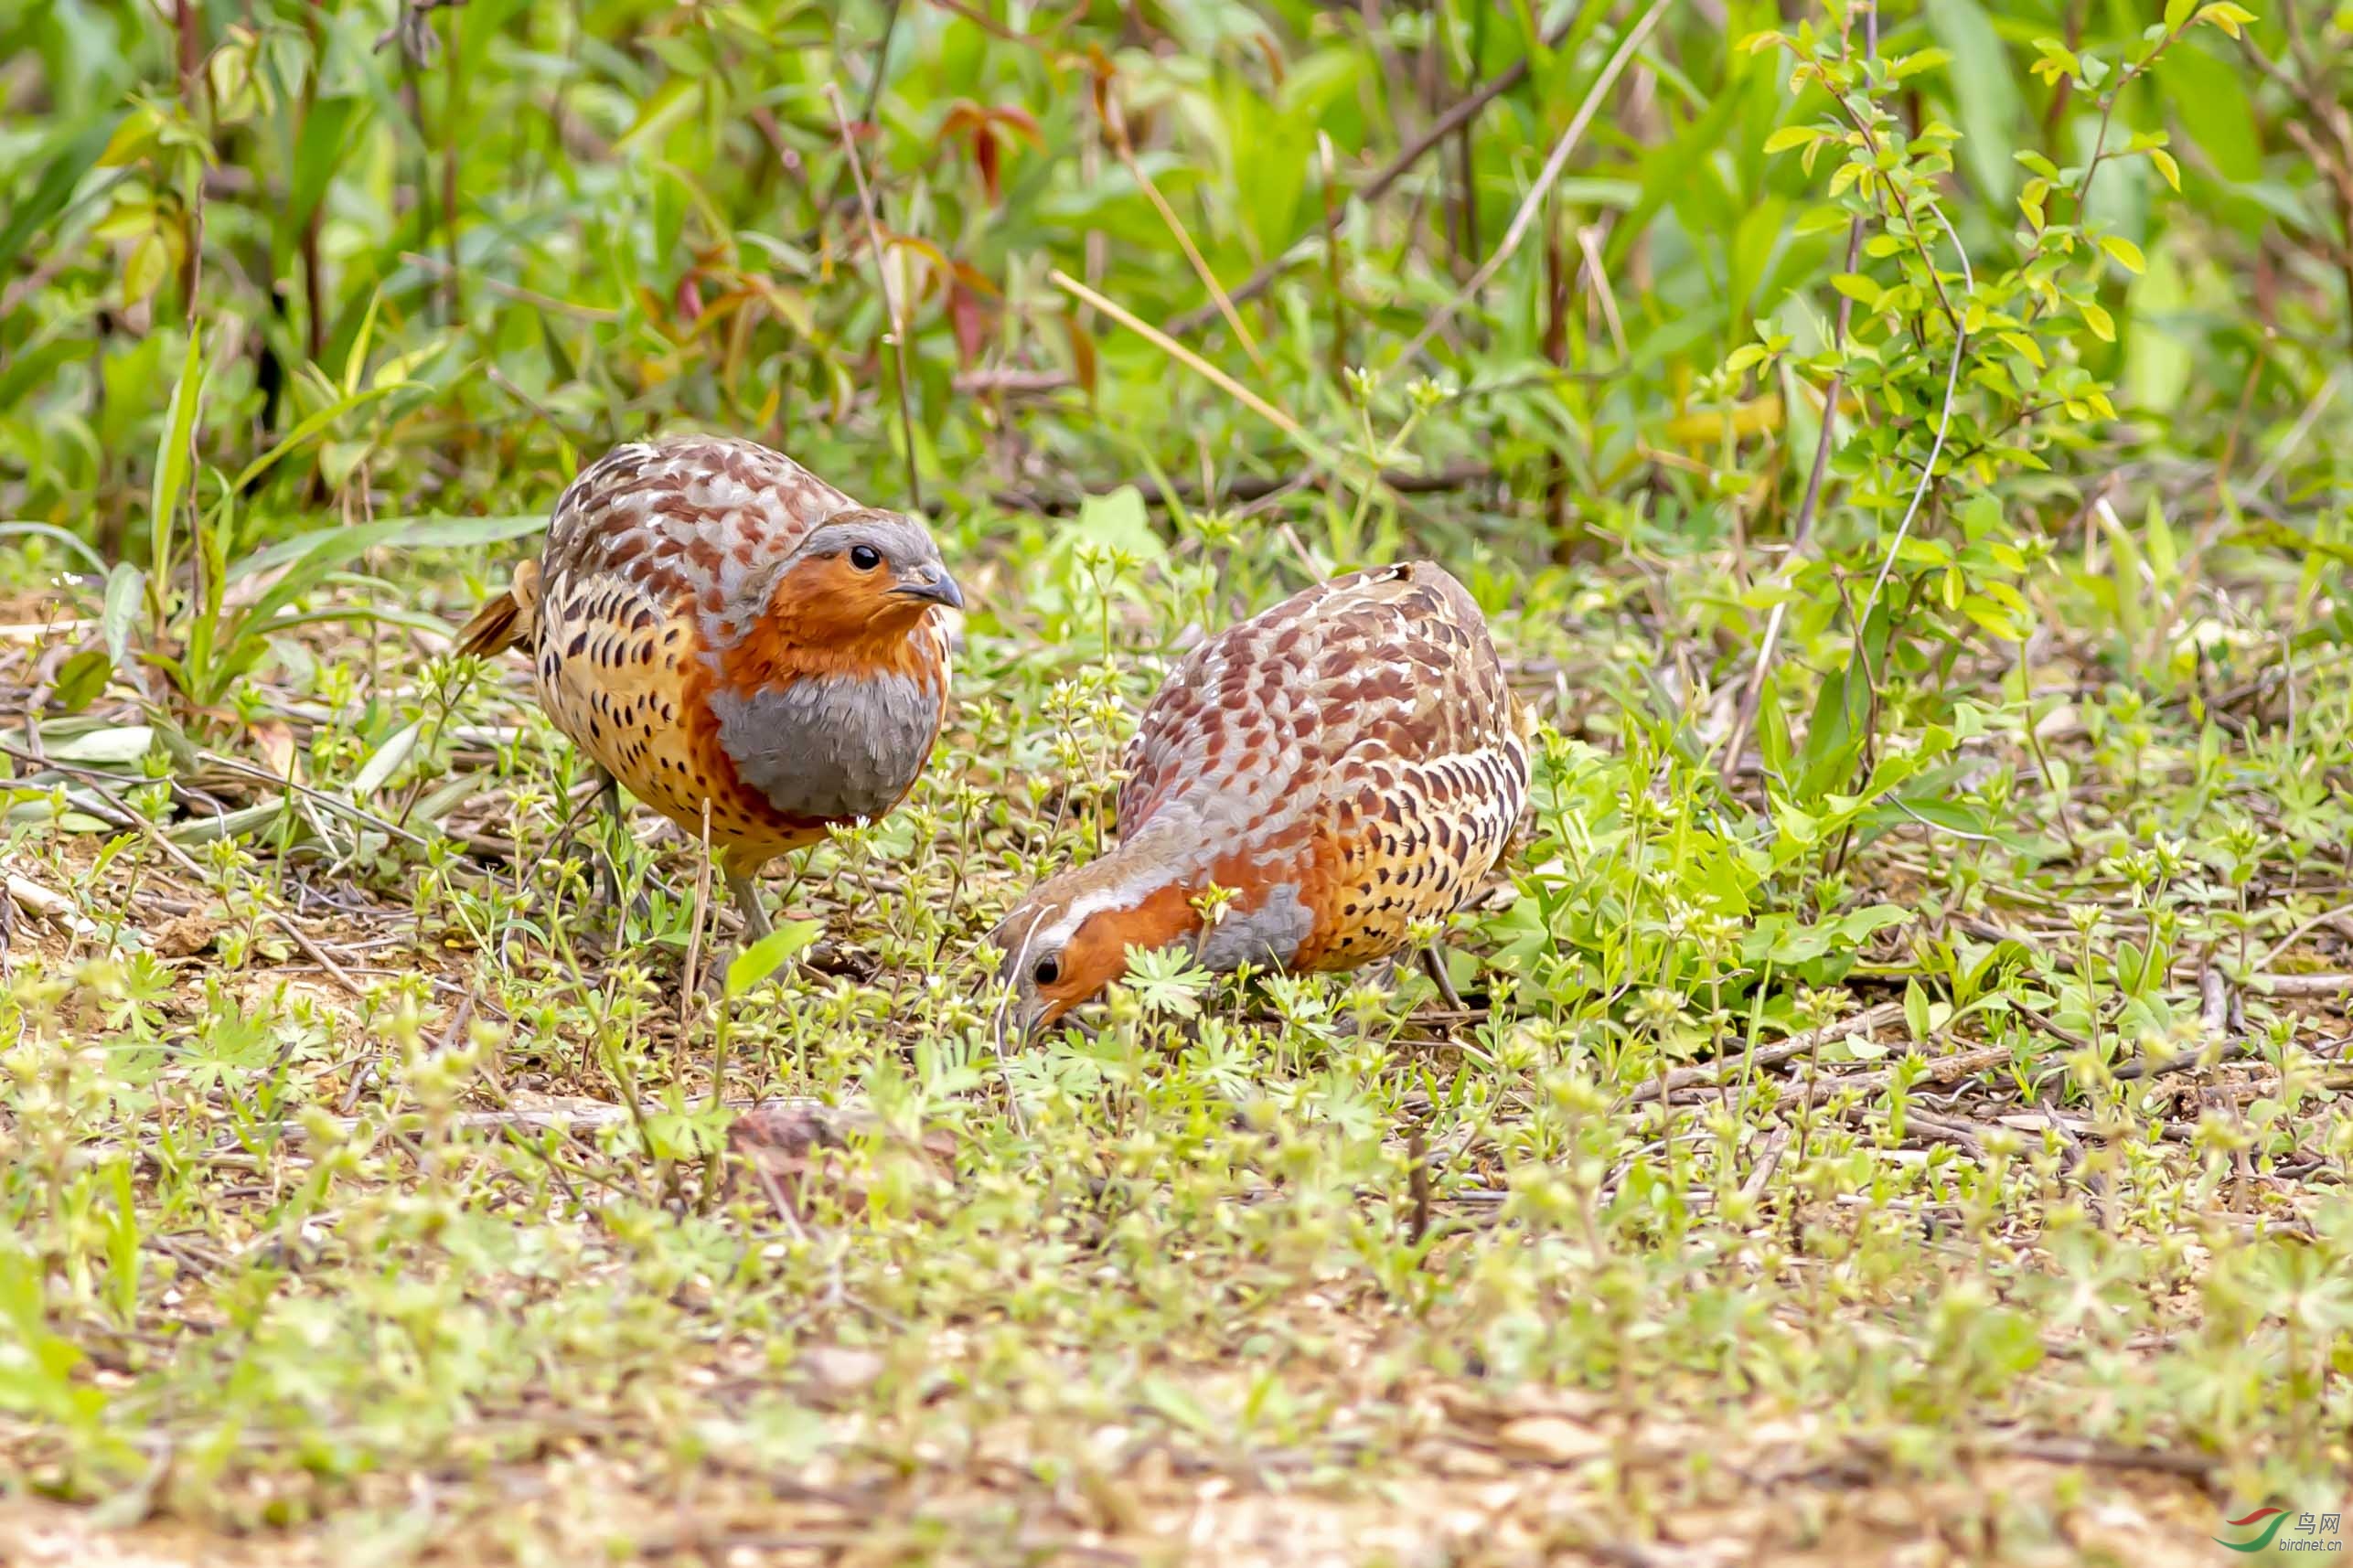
(993, 561, 1533, 1032)
(458, 435, 963, 937)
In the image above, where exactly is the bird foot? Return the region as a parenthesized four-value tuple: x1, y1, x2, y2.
(1419, 944, 1468, 1011)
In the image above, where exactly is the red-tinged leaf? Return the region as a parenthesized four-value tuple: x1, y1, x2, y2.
(987, 104, 1042, 144)
(690, 290, 753, 338)
(674, 272, 704, 323)
(948, 280, 989, 366)
(1250, 31, 1285, 88)
(1086, 49, 1114, 119)
(634, 283, 672, 336)
(948, 261, 1002, 298)
(974, 124, 1000, 203)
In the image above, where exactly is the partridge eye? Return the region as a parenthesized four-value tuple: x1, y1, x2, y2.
(849, 544, 882, 571)
(1032, 956, 1061, 987)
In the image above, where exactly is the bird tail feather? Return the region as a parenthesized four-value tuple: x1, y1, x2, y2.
(457, 592, 523, 658)
(455, 560, 540, 659)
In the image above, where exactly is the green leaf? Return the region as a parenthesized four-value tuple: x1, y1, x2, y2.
(1139, 1375, 1222, 1437)
(0, 113, 121, 280)
(1903, 978, 1932, 1043)
(616, 77, 702, 155)
(342, 290, 382, 397)
(2125, 248, 2192, 412)
(725, 921, 822, 998)
(2197, 2, 2253, 37)
(1762, 125, 1819, 155)
(123, 231, 168, 304)
(2099, 235, 2146, 274)
(2166, 44, 2260, 182)
(1829, 272, 1883, 308)
(1835, 904, 1916, 943)
(230, 513, 543, 585)
(2080, 299, 2117, 342)
(288, 97, 365, 231)
(1795, 621, 1880, 805)
(148, 332, 206, 617)
(167, 802, 286, 847)
(101, 563, 144, 669)
(1070, 485, 1165, 561)
(2144, 494, 2178, 581)
(1728, 196, 1790, 321)
(348, 720, 421, 799)
(97, 104, 164, 169)
(228, 383, 401, 494)
(49, 649, 112, 713)
(1959, 593, 2024, 642)
(1756, 679, 1791, 774)
(1925, 0, 2024, 204)
(0, 522, 107, 575)
(43, 724, 155, 765)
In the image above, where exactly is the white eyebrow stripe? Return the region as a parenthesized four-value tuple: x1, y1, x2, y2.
(1008, 904, 1052, 978)
(994, 904, 1051, 1045)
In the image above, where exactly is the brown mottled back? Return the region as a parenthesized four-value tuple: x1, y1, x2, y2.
(1117, 563, 1529, 967)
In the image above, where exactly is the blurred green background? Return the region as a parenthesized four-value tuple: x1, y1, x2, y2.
(5, 0, 2336, 564)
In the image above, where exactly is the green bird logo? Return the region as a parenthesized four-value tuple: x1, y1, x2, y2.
(2214, 1508, 2290, 1552)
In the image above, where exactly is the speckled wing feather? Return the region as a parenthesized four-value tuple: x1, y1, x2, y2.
(526, 436, 865, 863)
(1116, 562, 1530, 971)
(539, 436, 859, 641)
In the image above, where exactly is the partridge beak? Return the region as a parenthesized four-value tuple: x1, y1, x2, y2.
(891, 566, 965, 610)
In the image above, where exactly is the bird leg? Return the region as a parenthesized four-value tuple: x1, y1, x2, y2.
(697, 867, 797, 1002)
(726, 869, 773, 941)
(1420, 943, 1466, 1010)
(592, 766, 630, 915)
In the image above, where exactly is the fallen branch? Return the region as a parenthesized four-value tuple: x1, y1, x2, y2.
(953, 368, 1075, 397)
(1972, 1434, 2219, 1477)
(5, 867, 100, 938)
(1625, 1000, 1905, 1105)
(99, 1096, 840, 1171)
(991, 460, 1493, 517)
(1793, 1041, 2016, 1109)
(2242, 971, 2353, 998)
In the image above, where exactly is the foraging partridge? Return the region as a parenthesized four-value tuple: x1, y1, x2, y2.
(457, 435, 962, 935)
(993, 561, 1533, 1031)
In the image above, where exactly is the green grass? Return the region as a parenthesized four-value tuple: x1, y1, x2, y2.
(4, 528, 2348, 1563)
(5, 0, 2353, 1562)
